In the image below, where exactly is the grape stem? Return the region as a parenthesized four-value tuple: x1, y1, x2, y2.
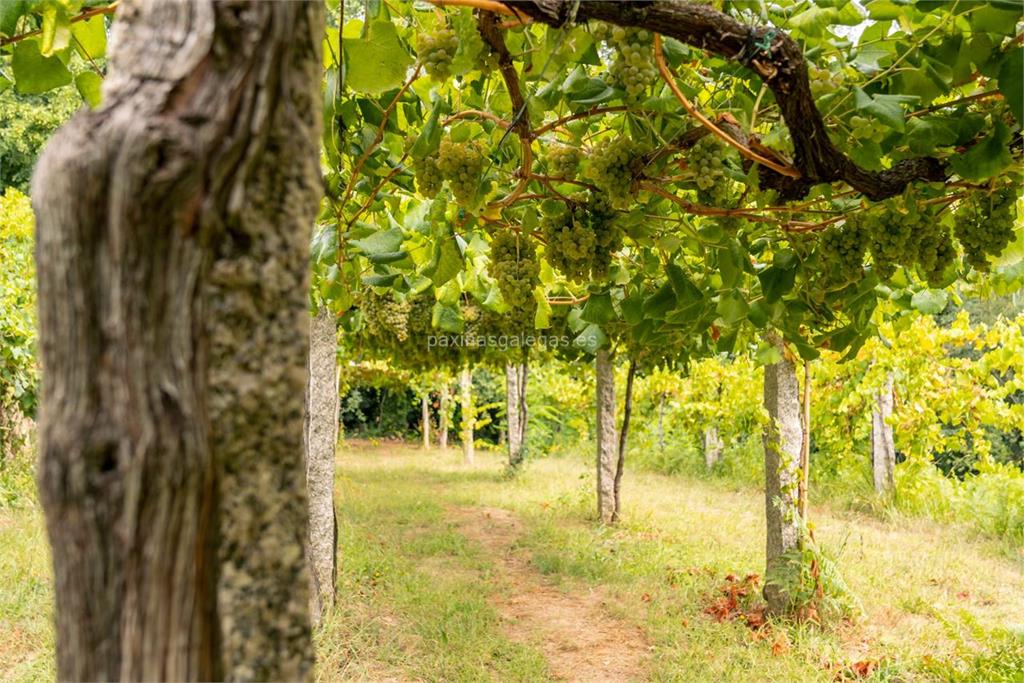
(478, 12, 534, 209)
(0, 1, 119, 48)
(443, 110, 512, 129)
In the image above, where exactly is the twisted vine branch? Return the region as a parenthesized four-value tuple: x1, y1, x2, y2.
(502, 0, 949, 201)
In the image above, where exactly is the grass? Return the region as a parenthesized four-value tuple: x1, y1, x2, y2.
(2, 441, 1023, 682)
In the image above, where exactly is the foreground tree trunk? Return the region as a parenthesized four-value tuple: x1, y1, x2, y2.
(32, 2, 323, 679)
(305, 308, 339, 628)
(762, 340, 804, 615)
(460, 362, 475, 464)
(505, 361, 528, 470)
(703, 425, 723, 470)
(871, 373, 897, 495)
(612, 358, 637, 523)
(595, 349, 617, 524)
(439, 384, 449, 451)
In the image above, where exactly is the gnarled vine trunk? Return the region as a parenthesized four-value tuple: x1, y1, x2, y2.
(32, 2, 323, 679)
(871, 373, 897, 495)
(762, 340, 804, 615)
(612, 358, 636, 523)
(505, 361, 528, 470)
(703, 425, 723, 470)
(439, 384, 449, 451)
(421, 394, 430, 449)
(306, 307, 339, 628)
(595, 349, 617, 524)
(460, 362, 474, 465)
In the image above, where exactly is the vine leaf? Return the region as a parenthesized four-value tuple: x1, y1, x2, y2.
(949, 121, 1013, 181)
(11, 39, 71, 94)
(344, 20, 412, 95)
(910, 289, 947, 315)
(997, 47, 1023, 124)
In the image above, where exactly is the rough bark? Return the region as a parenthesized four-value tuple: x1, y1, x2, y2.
(595, 349, 617, 524)
(460, 362, 475, 465)
(421, 394, 431, 449)
(703, 425, 723, 470)
(439, 384, 449, 451)
(505, 361, 528, 470)
(761, 340, 804, 615)
(506, 0, 946, 200)
(305, 308, 339, 628)
(657, 392, 666, 452)
(612, 358, 637, 523)
(31, 1, 323, 680)
(871, 373, 897, 495)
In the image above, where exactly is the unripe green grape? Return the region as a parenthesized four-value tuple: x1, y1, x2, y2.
(587, 137, 645, 209)
(546, 145, 582, 180)
(488, 230, 540, 310)
(437, 139, 487, 208)
(417, 28, 459, 81)
(598, 26, 657, 103)
(954, 188, 1018, 271)
(361, 291, 411, 344)
(819, 217, 868, 283)
(541, 206, 596, 282)
(413, 156, 444, 197)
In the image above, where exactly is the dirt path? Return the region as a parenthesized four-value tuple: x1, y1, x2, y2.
(445, 506, 651, 682)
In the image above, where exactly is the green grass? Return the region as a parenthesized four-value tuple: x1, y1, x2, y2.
(0, 508, 53, 682)
(2, 442, 1023, 682)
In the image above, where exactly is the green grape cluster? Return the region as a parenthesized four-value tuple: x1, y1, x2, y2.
(848, 115, 886, 144)
(589, 193, 622, 279)
(540, 194, 622, 282)
(688, 137, 727, 192)
(954, 188, 1018, 271)
(594, 24, 656, 102)
(916, 221, 956, 286)
(541, 203, 597, 282)
(413, 156, 443, 197)
(819, 217, 868, 283)
(488, 230, 540, 309)
(807, 65, 844, 100)
(361, 291, 411, 343)
(438, 139, 487, 207)
(587, 137, 645, 209)
(546, 145, 582, 180)
(417, 28, 459, 80)
(475, 43, 499, 73)
(862, 201, 955, 284)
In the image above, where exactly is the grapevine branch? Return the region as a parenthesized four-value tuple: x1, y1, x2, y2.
(477, 11, 534, 207)
(652, 33, 801, 179)
(532, 106, 631, 137)
(443, 109, 511, 129)
(501, 0, 949, 201)
(0, 1, 119, 48)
